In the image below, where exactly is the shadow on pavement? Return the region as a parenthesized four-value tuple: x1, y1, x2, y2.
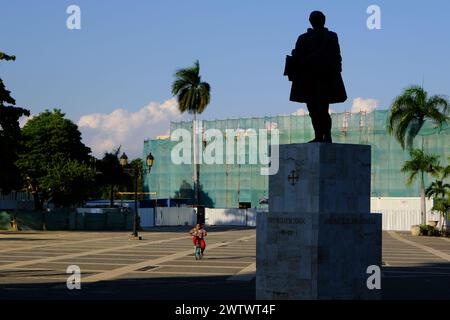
(382, 261, 450, 300)
(0, 275, 256, 300)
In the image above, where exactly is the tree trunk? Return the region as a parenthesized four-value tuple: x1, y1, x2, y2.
(192, 112, 200, 206)
(33, 192, 43, 211)
(420, 172, 426, 225)
(110, 185, 114, 208)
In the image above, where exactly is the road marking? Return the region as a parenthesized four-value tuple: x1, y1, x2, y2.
(82, 234, 256, 283)
(0, 235, 191, 271)
(0, 234, 128, 254)
(387, 231, 450, 262)
(82, 241, 230, 282)
(227, 262, 256, 281)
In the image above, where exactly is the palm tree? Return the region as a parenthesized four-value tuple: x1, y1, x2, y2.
(172, 60, 211, 206)
(426, 180, 450, 199)
(387, 86, 449, 150)
(426, 180, 450, 230)
(431, 195, 450, 231)
(443, 157, 450, 179)
(402, 149, 442, 225)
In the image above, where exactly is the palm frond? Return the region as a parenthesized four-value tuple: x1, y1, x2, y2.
(171, 60, 211, 116)
(428, 95, 450, 115)
(401, 149, 442, 185)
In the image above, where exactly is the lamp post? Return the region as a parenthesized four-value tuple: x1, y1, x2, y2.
(120, 152, 154, 240)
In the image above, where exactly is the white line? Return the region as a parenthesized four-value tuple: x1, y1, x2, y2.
(227, 263, 256, 281)
(83, 234, 256, 283)
(0, 235, 191, 271)
(0, 234, 128, 254)
(387, 231, 450, 262)
(82, 242, 230, 282)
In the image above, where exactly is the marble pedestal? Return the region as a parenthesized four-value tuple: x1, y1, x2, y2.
(256, 143, 381, 300)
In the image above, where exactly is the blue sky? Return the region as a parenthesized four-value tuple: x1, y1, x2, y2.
(1, 0, 450, 157)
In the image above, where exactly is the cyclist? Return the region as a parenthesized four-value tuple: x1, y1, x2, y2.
(190, 224, 207, 256)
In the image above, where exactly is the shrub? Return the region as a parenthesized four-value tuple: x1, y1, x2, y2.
(420, 224, 429, 236)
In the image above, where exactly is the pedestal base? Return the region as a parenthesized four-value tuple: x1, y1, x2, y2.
(256, 143, 382, 300)
(256, 211, 381, 300)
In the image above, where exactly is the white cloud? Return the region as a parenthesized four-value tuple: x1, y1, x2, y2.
(78, 98, 183, 159)
(292, 108, 309, 116)
(19, 115, 34, 128)
(351, 98, 379, 114)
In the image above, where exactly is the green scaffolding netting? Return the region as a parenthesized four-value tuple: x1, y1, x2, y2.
(143, 110, 450, 208)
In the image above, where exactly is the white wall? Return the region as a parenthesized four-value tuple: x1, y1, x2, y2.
(205, 208, 260, 226)
(371, 197, 445, 231)
(154, 207, 196, 226)
(139, 208, 155, 228)
(139, 198, 448, 231)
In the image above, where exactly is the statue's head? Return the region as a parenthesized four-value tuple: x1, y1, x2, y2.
(309, 11, 326, 29)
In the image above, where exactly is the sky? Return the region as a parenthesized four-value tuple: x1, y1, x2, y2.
(1, 0, 450, 158)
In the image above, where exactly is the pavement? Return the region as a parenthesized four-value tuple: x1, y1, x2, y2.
(0, 228, 449, 300)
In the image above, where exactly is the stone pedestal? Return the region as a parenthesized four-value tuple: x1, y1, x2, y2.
(256, 143, 381, 300)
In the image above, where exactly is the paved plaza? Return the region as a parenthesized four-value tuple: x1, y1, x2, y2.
(0, 228, 449, 300)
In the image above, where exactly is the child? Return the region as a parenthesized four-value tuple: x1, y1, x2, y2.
(190, 224, 207, 256)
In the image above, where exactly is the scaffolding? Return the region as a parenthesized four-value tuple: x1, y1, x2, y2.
(143, 110, 450, 208)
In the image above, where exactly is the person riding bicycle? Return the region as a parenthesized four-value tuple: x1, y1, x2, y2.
(190, 224, 207, 256)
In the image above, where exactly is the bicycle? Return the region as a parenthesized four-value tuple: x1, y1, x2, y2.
(194, 241, 202, 260)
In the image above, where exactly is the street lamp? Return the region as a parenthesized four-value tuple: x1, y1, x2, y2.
(120, 152, 154, 240)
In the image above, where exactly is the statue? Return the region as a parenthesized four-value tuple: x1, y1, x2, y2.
(285, 11, 347, 143)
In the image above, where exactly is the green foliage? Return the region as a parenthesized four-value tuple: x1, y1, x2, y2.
(95, 148, 130, 207)
(39, 158, 95, 207)
(0, 52, 30, 193)
(419, 224, 429, 236)
(387, 86, 449, 150)
(426, 180, 450, 199)
(443, 157, 450, 180)
(431, 195, 450, 222)
(401, 149, 441, 186)
(172, 60, 211, 115)
(419, 224, 440, 236)
(17, 109, 92, 209)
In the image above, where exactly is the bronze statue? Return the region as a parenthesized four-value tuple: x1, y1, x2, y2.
(285, 11, 347, 143)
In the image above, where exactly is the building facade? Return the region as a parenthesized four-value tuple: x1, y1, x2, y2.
(143, 110, 450, 208)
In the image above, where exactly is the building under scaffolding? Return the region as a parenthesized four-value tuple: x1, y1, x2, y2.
(142, 110, 450, 208)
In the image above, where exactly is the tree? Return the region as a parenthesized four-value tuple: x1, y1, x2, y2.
(117, 158, 144, 201)
(17, 109, 91, 210)
(172, 60, 211, 205)
(0, 52, 30, 194)
(426, 180, 450, 200)
(39, 157, 95, 207)
(426, 180, 450, 231)
(402, 149, 442, 225)
(96, 148, 129, 207)
(443, 156, 450, 179)
(430, 195, 450, 231)
(387, 86, 449, 150)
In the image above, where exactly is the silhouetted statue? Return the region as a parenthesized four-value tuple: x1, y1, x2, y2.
(285, 11, 347, 143)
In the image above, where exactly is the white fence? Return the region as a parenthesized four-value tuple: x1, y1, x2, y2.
(154, 207, 196, 227)
(139, 208, 155, 228)
(205, 208, 258, 227)
(370, 197, 445, 231)
(138, 197, 448, 231)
